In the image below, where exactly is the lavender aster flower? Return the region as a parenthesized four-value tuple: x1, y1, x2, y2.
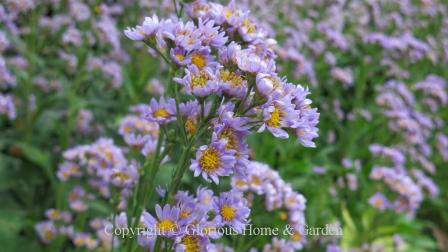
(258, 96, 299, 139)
(142, 204, 180, 237)
(368, 193, 390, 210)
(190, 133, 236, 183)
(145, 97, 177, 124)
(213, 191, 250, 233)
(175, 66, 218, 97)
(0, 94, 16, 120)
(35, 221, 57, 243)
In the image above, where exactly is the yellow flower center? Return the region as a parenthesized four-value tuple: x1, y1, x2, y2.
(251, 176, 261, 185)
(292, 232, 301, 242)
(199, 148, 220, 173)
(153, 108, 170, 119)
(124, 126, 132, 133)
(243, 19, 256, 34)
(49, 210, 60, 220)
(43, 230, 54, 241)
(175, 53, 185, 62)
(156, 219, 176, 233)
(225, 12, 233, 19)
(191, 54, 206, 69)
(181, 235, 200, 252)
(113, 172, 129, 182)
(266, 106, 283, 128)
(374, 199, 383, 207)
(279, 211, 288, 221)
(180, 210, 190, 219)
(235, 180, 246, 187)
(74, 237, 84, 246)
(185, 118, 197, 135)
(219, 70, 244, 88)
(191, 71, 211, 89)
(220, 205, 236, 221)
(220, 128, 238, 150)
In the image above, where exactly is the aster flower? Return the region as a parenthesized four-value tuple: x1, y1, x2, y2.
(218, 68, 247, 98)
(0, 94, 16, 120)
(170, 47, 192, 66)
(197, 18, 227, 48)
(213, 191, 250, 233)
(111, 163, 139, 188)
(256, 73, 285, 97)
(145, 97, 177, 124)
(142, 204, 181, 237)
(180, 100, 202, 135)
(189, 46, 215, 70)
(175, 234, 209, 252)
(170, 21, 202, 52)
(190, 133, 236, 184)
(124, 14, 161, 41)
(236, 49, 274, 74)
(57, 162, 82, 181)
(73, 232, 99, 250)
(258, 96, 299, 139)
(175, 65, 218, 97)
(218, 42, 241, 66)
(35, 221, 57, 243)
(196, 186, 215, 211)
(368, 193, 390, 210)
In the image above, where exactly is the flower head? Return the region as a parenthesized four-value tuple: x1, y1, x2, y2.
(190, 134, 236, 183)
(213, 191, 250, 233)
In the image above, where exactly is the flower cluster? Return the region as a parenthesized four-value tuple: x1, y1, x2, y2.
(232, 161, 307, 250)
(124, 0, 319, 187)
(57, 138, 137, 210)
(369, 166, 423, 215)
(106, 188, 251, 251)
(368, 76, 445, 215)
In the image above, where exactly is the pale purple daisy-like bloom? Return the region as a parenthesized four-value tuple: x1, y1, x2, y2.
(218, 68, 247, 98)
(72, 232, 99, 249)
(218, 41, 241, 66)
(57, 162, 82, 181)
(62, 26, 83, 46)
(170, 21, 202, 52)
(236, 49, 274, 74)
(145, 97, 177, 124)
(189, 46, 216, 70)
(0, 94, 16, 120)
(175, 65, 218, 97)
(238, 17, 263, 42)
(258, 96, 299, 139)
(137, 234, 156, 251)
(35, 221, 57, 243)
(368, 193, 390, 210)
(170, 47, 192, 66)
(69, 0, 90, 21)
(175, 234, 209, 252)
(255, 73, 285, 97)
(196, 186, 214, 211)
(124, 14, 161, 41)
(111, 163, 139, 188)
(190, 133, 236, 184)
(294, 108, 320, 147)
(197, 18, 227, 48)
(0, 57, 17, 88)
(213, 191, 250, 233)
(141, 204, 181, 237)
